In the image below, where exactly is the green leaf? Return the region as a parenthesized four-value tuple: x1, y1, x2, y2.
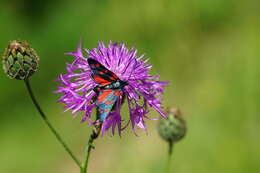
(23, 63, 31, 71)
(24, 55, 31, 63)
(14, 61, 21, 69)
(17, 53, 24, 66)
(8, 55, 14, 65)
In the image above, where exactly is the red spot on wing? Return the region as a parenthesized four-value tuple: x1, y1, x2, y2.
(98, 90, 113, 103)
(93, 75, 111, 86)
(112, 74, 118, 79)
(96, 63, 100, 68)
(105, 101, 114, 104)
(99, 71, 104, 75)
(109, 76, 115, 80)
(113, 91, 121, 96)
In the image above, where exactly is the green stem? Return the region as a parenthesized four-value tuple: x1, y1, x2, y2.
(24, 79, 81, 167)
(80, 130, 98, 173)
(166, 141, 174, 173)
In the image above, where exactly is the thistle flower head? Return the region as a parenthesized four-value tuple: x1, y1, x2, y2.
(2, 40, 39, 80)
(158, 108, 186, 143)
(55, 40, 168, 135)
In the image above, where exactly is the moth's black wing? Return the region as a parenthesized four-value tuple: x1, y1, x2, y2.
(87, 58, 119, 86)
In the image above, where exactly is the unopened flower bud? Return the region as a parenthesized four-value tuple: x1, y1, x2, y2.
(2, 40, 39, 80)
(158, 108, 187, 143)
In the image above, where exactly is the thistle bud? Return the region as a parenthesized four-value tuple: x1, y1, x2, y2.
(2, 40, 39, 80)
(158, 108, 187, 143)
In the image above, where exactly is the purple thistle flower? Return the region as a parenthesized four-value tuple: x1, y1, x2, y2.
(55, 40, 168, 135)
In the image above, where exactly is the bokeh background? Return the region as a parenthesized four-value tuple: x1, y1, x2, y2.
(0, 0, 259, 173)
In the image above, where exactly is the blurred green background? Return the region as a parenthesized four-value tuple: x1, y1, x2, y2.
(0, 0, 259, 172)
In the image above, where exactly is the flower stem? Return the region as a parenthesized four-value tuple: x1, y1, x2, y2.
(80, 129, 99, 173)
(24, 79, 81, 167)
(166, 141, 174, 173)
